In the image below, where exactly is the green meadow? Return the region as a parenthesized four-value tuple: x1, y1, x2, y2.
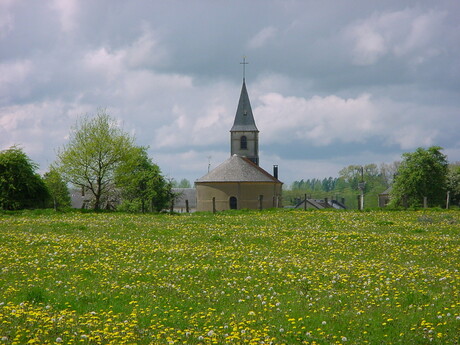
(0, 209, 459, 344)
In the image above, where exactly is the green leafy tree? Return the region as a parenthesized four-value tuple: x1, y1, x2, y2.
(116, 147, 172, 213)
(56, 110, 136, 210)
(380, 162, 400, 185)
(179, 178, 191, 188)
(390, 146, 448, 208)
(447, 163, 460, 207)
(43, 168, 71, 210)
(171, 178, 192, 189)
(339, 165, 366, 190)
(286, 163, 391, 209)
(0, 146, 49, 210)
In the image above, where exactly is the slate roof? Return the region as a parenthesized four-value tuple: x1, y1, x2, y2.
(295, 198, 329, 209)
(195, 155, 281, 183)
(172, 188, 197, 208)
(230, 80, 258, 132)
(294, 198, 347, 210)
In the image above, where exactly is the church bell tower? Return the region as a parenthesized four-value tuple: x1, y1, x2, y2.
(230, 73, 259, 165)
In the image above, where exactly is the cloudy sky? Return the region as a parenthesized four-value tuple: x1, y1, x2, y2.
(1, 0, 459, 185)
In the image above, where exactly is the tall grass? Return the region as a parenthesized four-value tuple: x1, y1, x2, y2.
(0, 209, 459, 344)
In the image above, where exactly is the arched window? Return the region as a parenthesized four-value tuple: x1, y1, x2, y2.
(229, 196, 237, 210)
(240, 136, 247, 150)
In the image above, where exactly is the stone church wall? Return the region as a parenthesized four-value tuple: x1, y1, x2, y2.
(196, 182, 282, 212)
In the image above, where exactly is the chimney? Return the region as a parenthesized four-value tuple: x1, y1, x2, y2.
(273, 165, 278, 179)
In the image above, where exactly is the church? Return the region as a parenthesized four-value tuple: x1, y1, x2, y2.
(195, 76, 283, 212)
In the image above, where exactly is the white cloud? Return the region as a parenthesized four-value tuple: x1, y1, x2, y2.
(153, 98, 233, 149)
(376, 98, 456, 150)
(392, 10, 445, 59)
(0, 60, 33, 102)
(193, 104, 228, 131)
(152, 149, 229, 182)
(154, 105, 190, 147)
(247, 26, 278, 49)
(49, 0, 79, 33)
(83, 27, 168, 82)
(125, 25, 167, 68)
(345, 24, 386, 65)
(0, 9, 13, 39)
(0, 101, 93, 169)
(84, 47, 125, 81)
(256, 92, 380, 145)
(146, 79, 237, 151)
(392, 126, 438, 149)
(121, 71, 193, 102)
(253, 87, 459, 155)
(344, 8, 446, 66)
(1, 0, 459, 183)
(0, 0, 15, 34)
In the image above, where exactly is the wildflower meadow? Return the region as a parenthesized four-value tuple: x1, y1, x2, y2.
(0, 209, 459, 344)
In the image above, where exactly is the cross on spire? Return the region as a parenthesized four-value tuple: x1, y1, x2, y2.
(240, 56, 249, 81)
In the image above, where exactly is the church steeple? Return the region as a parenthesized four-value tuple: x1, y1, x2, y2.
(230, 80, 258, 132)
(230, 77, 259, 165)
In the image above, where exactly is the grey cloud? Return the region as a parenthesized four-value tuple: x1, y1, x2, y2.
(1, 0, 459, 184)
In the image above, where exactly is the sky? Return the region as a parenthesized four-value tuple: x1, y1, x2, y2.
(1, 0, 459, 186)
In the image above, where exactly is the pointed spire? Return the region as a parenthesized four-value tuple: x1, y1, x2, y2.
(230, 79, 258, 132)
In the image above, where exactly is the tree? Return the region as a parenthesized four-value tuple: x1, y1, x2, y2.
(447, 163, 460, 207)
(390, 146, 448, 208)
(338, 165, 363, 190)
(172, 178, 191, 188)
(0, 146, 49, 210)
(115, 147, 172, 212)
(56, 110, 136, 210)
(43, 167, 71, 210)
(380, 161, 400, 185)
(178, 178, 191, 188)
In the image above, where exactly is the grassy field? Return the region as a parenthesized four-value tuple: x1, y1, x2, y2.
(0, 209, 459, 344)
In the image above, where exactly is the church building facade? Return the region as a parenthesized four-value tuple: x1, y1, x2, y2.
(195, 78, 282, 212)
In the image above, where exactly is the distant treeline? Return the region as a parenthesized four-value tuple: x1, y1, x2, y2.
(291, 177, 338, 192)
(284, 163, 398, 209)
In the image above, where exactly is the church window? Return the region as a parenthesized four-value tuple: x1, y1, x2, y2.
(240, 136, 247, 150)
(229, 196, 237, 210)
